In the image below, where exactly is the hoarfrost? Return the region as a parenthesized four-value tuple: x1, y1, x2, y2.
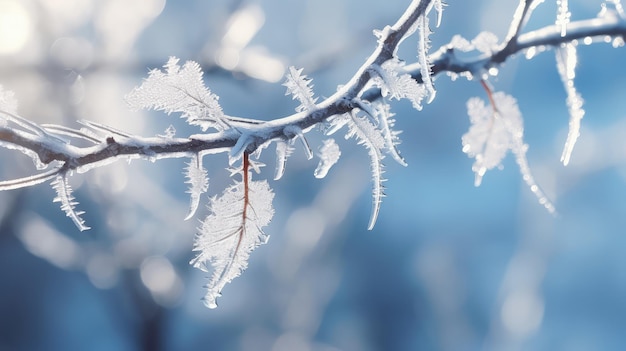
(314, 139, 341, 178)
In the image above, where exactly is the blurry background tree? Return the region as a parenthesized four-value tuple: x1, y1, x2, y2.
(1, 1, 626, 351)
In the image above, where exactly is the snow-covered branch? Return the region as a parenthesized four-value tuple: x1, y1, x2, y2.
(0, 0, 624, 309)
(1, 0, 434, 174)
(402, 1, 626, 86)
(2, 1, 622, 176)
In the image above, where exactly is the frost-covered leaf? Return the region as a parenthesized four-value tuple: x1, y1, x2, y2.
(346, 112, 386, 230)
(374, 102, 407, 166)
(325, 113, 350, 136)
(373, 59, 426, 110)
(184, 155, 209, 220)
(352, 99, 406, 167)
(463, 97, 505, 185)
(462, 93, 522, 186)
(190, 170, 274, 309)
(314, 139, 341, 178)
(51, 174, 90, 231)
(283, 66, 318, 112)
(417, 15, 436, 102)
(125, 57, 227, 131)
(462, 91, 555, 213)
(555, 43, 584, 166)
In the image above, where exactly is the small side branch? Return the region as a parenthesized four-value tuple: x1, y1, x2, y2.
(405, 9, 626, 85)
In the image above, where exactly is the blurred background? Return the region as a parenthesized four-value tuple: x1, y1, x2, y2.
(1, 0, 626, 350)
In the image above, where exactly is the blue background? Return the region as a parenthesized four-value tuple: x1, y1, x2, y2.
(1, 1, 626, 350)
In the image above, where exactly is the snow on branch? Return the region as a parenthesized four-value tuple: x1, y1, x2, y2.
(1, 1, 622, 178)
(395, 1, 626, 86)
(0, 0, 624, 309)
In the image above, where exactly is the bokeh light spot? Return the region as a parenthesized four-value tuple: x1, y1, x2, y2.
(0, 0, 32, 55)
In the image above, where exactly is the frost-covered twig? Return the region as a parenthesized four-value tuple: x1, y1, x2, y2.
(359, 4, 626, 101)
(2, 1, 622, 175)
(0, 0, 625, 309)
(0, 0, 436, 308)
(380, 4, 624, 89)
(0, 0, 433, 172)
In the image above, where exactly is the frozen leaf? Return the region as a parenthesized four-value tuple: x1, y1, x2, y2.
(346, 112, 386, 230)
(314, 138, 341, 178)
(190, 156, 274, 308)
(373, 59, 426, 110)
(283, 66, 317, 112)
(352, 99, 406, 167)
(184, 155, 209, 220)
(417, 15, 436, 102)
(325, 113, 350, 136)
(462, 90, 554, 213)
(51, 174, 90, 231)
(126, 57, 227, 131)
(463, 96, 508, 185)
(555, 43, 584, 166)
(376, 103, 407, 166)
(462, 93, 522, 186)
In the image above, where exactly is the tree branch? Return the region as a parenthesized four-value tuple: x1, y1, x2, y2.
(1, 1, 624, 185)
(0, 0, 433, 180)
(420, 4, 625, 82)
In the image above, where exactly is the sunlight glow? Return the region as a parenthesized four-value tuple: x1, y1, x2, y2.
(221, 4, 265, 49)
(0, 0, 32, 55)
(95, 0, 165, 59)
(215, 4, 284, 82)
(239, 48, 285, 83)
(19, 216, 81, 270)
(140, 256, 183, 307)
(501, 290, 544, 337)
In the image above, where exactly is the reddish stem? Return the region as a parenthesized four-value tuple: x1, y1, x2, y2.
(242, 152, 250, 220)
(480, 79, 498, 113)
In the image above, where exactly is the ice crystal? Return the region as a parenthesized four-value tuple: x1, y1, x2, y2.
(314, 138, 341, 178)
